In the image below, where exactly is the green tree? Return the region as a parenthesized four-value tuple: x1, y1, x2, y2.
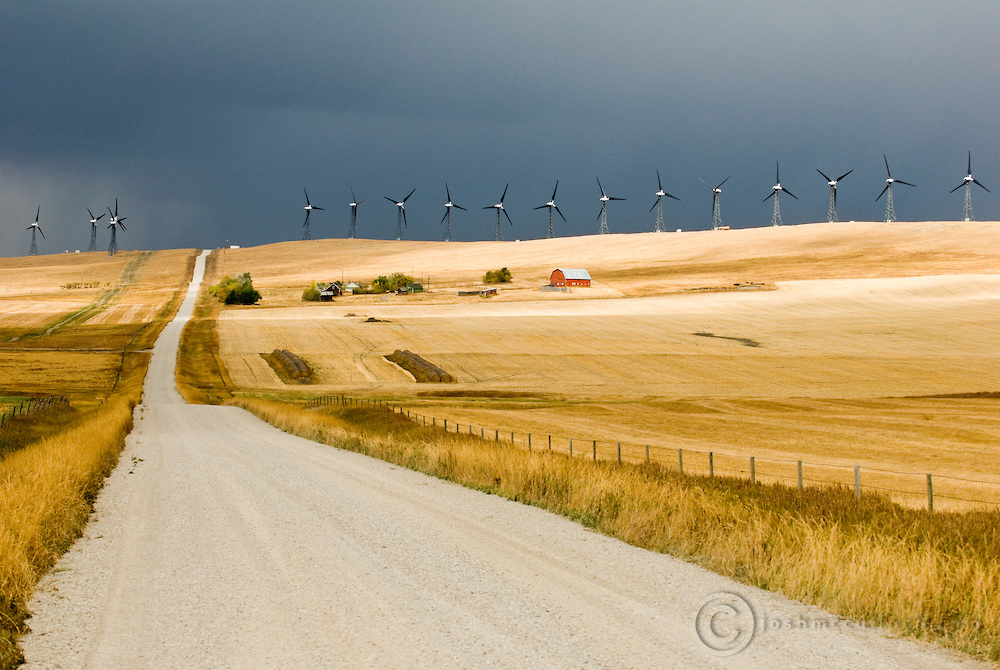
(483, 267, 512, 284)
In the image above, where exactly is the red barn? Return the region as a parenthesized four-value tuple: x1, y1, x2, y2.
(550, 268, 591, 287)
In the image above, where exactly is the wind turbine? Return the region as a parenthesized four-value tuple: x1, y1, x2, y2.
(484, 184, 512, 241)
(876, 154, 915, 222)
(951, 151, 990, 221)
(533, 181, 566, 239)
(27, 206, 44, 256)
(595, 178, 625, 234)
(441, 183, 466, 242)
(385, 188, 415, 240)
(107, 199, 127, 256)
(816, 168, 853, 223)
(302, 188, 323, 240)
(87, 208, 106, 252)
(348, 187, 363, 239)
(650, 169, 680, 233)
(762, 162, 797, 227)
(701, 176, 730, 230)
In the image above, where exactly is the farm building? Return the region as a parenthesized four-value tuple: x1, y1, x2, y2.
(549, 268, 591, 287)
(319, 283, 342, 301)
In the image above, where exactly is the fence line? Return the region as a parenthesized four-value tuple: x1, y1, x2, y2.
(301, 394, 1000, 512)
(0, 394, 70, 427)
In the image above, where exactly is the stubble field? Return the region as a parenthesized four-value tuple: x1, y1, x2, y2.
(216, 220, 1000, 509)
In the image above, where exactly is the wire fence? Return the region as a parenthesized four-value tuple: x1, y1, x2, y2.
(305, 394, 1000, 513)
(0, 395, 70, 426)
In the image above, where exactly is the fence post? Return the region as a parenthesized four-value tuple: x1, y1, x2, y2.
(927, 474, 934, 513)
(678, 448, 683, 475)
(511, 431, 514, 444)
(569, 439, 573, 456)
(432, 417, 436, 427)
(548, 435, 551, 451)
(645, 444, 650, 464)
(854, 465, 861, 500)
(709, 452, 714, 477)
(617, 442, 622, 463)
(495, 429, 499, 442)
(481, 427, 484, 440)
(593, 440, 597, 462)
(797, 460, 803, 490)
(750, 456, 755, 483)
(444, 419, 447, 430)
(528, 433, 532, 451)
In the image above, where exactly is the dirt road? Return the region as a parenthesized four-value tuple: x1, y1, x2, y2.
(20, 251, 987, 668)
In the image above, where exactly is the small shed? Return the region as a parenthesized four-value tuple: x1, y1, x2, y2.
(319, 283, 342, 301)
(550, 268, 591, 287)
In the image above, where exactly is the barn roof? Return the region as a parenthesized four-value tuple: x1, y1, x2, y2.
(555, 268, 591, 280)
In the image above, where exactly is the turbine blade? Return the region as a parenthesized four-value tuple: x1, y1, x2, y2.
(404, 188, 416, 202)
(118, 222, 126, 231)
(816, 168, 831, 182)
(534, 204, 548, 210)
(649, 199, 659, 212)
(775, 161, 780, 183)
(304, 187, 311, 205)
(596, 177, 606, 197)
(876, 184, 889, 201)
(314, 206, 324, 211)
(38, 227, 45, 238)
(763, 192, 774, 202)
(351, 186, 357, 202)
(482, 205, 493, 210)
(836, 169, 853, 182)
(454, 204, 467, 211)
(441, 210, 449, 224)
(783, 188, 798, 200)
(35, 205, 40, 222)
(699, 178, 712, 189)
(656, 169, 663, 191)
(554, 206, 567, 222)
(666, 192, 680, 201)
(500, 183, 508, 203)
(88, 207, 95, 219)
(402, 209, 407, 227)
(551, 180, 559, 200)
(973, 179, 990, 193)
(503, 208, 512, 225)
(968, 150, 972, 175)
(896, 180, 916, 188)
(610, 197, 625, 201)
(385, 196, 397, 204)
(883, 154, 892, 178)
(950, 183, 965, 193)
(717, 176, 731, 189)
(445, 182, 452, 202)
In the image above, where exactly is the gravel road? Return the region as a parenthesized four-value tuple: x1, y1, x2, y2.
(20, 251, 989, 669)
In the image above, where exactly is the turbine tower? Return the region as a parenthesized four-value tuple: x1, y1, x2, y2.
(951, 151, 990, 221)
(385, 188, 415, 240)
(440, 183, 466, 242)
(483, 184, 512, 241)
(348, 187, 363, 239)
(87, 207, 105, 252)
(876, 154, 915, 222)
(533, 181, 565, 239)
(302, 188, 323, 240)
(816, 168, 852, 223)
(595, 178, 625, 234)
(107, 199, 127, 256)
(650, 169, 680, 233)
(763, 161, 797, 227)
(701, 176, 730, 230)
(27, 206, 44, 256)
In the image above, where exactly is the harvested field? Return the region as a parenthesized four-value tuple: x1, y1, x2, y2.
(215, 221, 1000, 509)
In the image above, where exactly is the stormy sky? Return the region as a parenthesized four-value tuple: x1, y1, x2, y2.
(2, 1, 998, 255)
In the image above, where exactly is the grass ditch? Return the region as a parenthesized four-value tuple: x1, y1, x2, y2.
(233, 396, 1000, 664)
(176, 250, 233, 405)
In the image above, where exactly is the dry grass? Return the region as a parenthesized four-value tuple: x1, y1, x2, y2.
(234, 397, 1000, 663)
(176, 250, 233, 405)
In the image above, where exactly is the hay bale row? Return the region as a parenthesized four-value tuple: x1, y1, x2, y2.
(273, 348, 311, 379)
(386, 349, 455, 383)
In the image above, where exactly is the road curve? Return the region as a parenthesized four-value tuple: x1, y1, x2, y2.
(21, 252, 986, 669)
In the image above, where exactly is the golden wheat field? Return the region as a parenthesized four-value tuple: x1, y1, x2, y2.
(0, 249, 198, 405)
(217, 220, 999, 509)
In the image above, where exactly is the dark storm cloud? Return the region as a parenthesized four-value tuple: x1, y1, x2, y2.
(2, 1, 998, 254)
